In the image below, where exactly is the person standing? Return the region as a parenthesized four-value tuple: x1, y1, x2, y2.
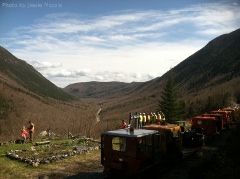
(21, 126, 28, 144)
(138, 113, 143, 129)
(142, 113, 147, 126)
(151, 112, 155, 124)
(157, 112, 162, 125)
(147, 113, 151, 125)
(27, 121, 34, 143)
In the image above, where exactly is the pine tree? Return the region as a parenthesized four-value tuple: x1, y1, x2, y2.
(158, 75, 185, 122)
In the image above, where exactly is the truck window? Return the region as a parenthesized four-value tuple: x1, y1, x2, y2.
(137, 135, 154, 157)
(112, 137, 126, 151)
(173, 130, 178, 138)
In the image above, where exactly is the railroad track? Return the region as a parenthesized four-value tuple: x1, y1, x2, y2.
(100, 147, 200, 179)
(159, 126, 233, 179)
(159, 147, 202, 179)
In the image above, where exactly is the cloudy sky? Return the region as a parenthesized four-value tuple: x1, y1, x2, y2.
(1, 0, 240, 87)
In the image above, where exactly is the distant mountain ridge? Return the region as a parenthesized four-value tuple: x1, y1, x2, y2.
(0, 46, 73, 101)
(63, 81, 143, 99)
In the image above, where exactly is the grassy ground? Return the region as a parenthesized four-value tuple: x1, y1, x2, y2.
(0, 137, 102, 179)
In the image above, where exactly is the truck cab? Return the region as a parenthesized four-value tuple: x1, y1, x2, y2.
(211, 110, 231, 129)
(101, 123, 183, 177)
(101, 129, 159, 177)
(191, 116, 218, 136)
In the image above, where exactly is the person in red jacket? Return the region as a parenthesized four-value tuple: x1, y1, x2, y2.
(21, 126, 28, 144)
(120, 120, 127, 129)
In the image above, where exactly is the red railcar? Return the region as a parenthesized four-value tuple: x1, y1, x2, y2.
(202, 113, 223, 133)
(211, 110, 231, 129)
(191, 116, 219, 136)
(222, 107, 238, 122)
(101, 129, 158, 177)
(101, 124, 182, 177)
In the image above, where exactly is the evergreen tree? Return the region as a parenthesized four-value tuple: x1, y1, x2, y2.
(178, 99, 187, 119)
(158, 75, 185, 122)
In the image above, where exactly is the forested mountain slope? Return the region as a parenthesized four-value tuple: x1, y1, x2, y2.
(0, 46, 74, 101)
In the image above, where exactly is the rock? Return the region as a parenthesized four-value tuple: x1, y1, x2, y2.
(38, 175, 49, 179)
(15, 139, 24, 144)
(32, 162, 39, 167)
(35, 141, 50, 145)
(39, 131, 48, 137)
(74, 145, 88, 152)
(30, 146, 36, 151)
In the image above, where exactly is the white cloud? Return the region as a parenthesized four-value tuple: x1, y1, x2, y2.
(1, 1, 240, 87)
(30, 61, 62, 70)
(45, 69, 91, 78)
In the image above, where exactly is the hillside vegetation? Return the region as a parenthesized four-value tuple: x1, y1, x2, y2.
(63, 81, 143, 99)
(0, 46, 73, 101)
(171, 28, 240, 94)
